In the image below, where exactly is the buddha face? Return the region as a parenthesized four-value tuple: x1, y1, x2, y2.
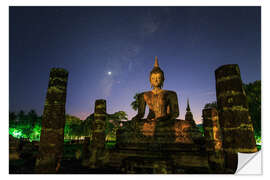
(150, 73, 163, 88)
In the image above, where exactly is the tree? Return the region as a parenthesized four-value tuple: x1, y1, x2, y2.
(82, 113, 94, 138)
(18, 110, 26, 127)
(27, 109, 38, 128)
(64, 114, 83, 140)
(30, 123, 41, 141)
(9, 112, 17, 128)
(22, 127, 32, 139)
(243, 80, 261, 137)
(131, 93, 141, 111)
(204, 101, 217, 109)
(108, 111, 128, 122)
(107, 111, 128, 138)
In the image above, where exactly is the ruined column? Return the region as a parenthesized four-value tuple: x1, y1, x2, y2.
(35, 68, 68, 173)
(215, 64, 257, 153)
(215, 64, 257, 173)
(88, 99, 107, 168)
(202, 108, 224, 173)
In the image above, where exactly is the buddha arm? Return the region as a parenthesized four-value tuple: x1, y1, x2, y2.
(167, 91, 179, 119)
(132, 93, 146, 120)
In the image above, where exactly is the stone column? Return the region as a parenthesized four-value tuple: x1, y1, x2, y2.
(215, 64, 257, 153)
(202, 108, 224, 173)
(88, 99, 107, 168)
(215, 64, 257, 173)
(35, 68, 68, 173)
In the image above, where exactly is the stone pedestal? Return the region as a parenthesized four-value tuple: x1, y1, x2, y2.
(35, 68, 68, 173)
(117, 119, 204, 151)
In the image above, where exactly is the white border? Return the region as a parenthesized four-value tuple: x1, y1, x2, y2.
(3, 0, 268, 179)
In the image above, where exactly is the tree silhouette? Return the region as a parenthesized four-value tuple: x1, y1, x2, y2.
(9, 112, 17, 128)
(243, 80, 261, 137)
(131, 93, 141, 111)
(18, 110, 25, 125)
(64, 114, 83, 140)
(204, 101, 217, 109)
(27, 109, 38, 128)
(82, 113, 94, 138)
(106, 111, 128, 141)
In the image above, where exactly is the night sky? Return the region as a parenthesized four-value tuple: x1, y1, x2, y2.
(9, 7, 261, 123)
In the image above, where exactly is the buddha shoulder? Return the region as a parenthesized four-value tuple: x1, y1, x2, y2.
(142, 90, 177, 97)
(142, 91, 153, 99)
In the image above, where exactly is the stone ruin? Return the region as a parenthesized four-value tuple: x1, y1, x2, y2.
(32, 59, 257, 174)
(85, 99, 108, 168)
(82, 59, 257, 174)
(35, 68, 68, 173)
(214, 64, 257, 173)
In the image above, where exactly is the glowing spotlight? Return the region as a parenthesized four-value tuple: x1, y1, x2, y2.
(108, 71, 112, 75)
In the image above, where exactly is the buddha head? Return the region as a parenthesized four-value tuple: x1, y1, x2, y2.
(150, 56, 165, 88)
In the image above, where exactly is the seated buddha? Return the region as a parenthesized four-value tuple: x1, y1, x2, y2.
(131, 56, 179, 138)
(117, 57, 204, 148)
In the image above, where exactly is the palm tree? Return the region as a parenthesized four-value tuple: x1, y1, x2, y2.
(131, 93, 141, 111)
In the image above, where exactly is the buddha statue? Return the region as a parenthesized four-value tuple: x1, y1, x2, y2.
(131, 56, 180, 137)
(132, 56, 179, 122)
(117, 57, 203, 147)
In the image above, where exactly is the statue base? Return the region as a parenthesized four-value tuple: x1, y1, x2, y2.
(108, 119, 213, 173)
(116, 119, 205, 150)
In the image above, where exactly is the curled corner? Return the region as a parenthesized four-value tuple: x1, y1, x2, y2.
(236, 150, 262, 175)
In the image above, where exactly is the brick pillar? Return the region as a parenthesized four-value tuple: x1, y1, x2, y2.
(35, 68, 68, 173)
(202, 108, 224, 173)
(88, 99, 107, 168)
(215, 64, 257, 173)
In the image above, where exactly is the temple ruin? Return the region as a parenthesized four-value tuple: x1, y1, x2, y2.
(17, 58, 257, 174)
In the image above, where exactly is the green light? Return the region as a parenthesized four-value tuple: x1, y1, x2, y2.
(13, 131, 21, 136)
(255, 135, 261, 145)
(9, 128, 23, 138)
